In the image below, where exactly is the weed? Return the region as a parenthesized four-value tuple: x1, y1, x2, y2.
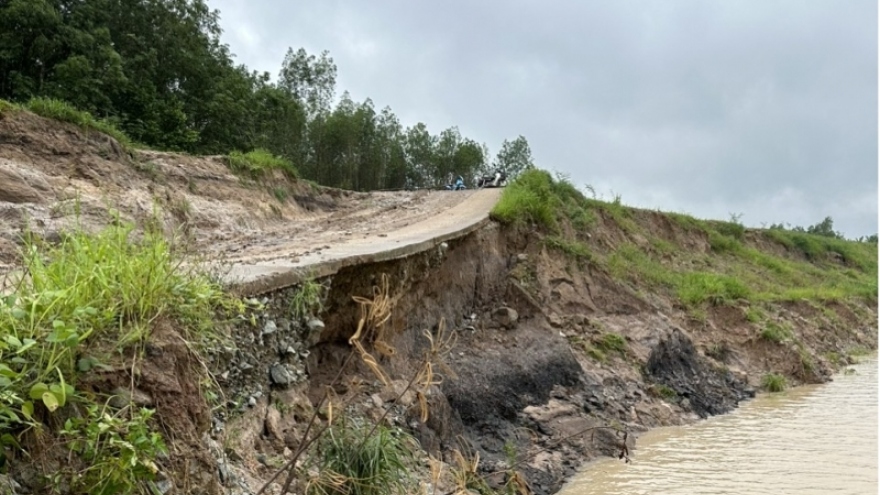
(649, 384, 678, 400)
(677, 272, 750, 307)
(594, 332, 627, 355)
(708, 231, 742, 253)
(759, 321, 791, 343)
(745, 307, 764, 323)
(761, 373, 787, 392)
(273, 187, 289, 202)
(306, 418, 415, 495)
(60, 405, 167, 494)
(545, 236, 592, 263)
(668, 212, 708, 233)
(227, 149, 299, 179)
(0, 98, 21, 116)
(291, 277, 327, 320)
(25, 97, 133, 149)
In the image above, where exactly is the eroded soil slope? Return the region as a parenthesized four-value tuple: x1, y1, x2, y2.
(0, 110, 481, 275)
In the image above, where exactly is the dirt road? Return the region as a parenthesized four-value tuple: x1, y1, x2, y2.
(220, 188, 503, 294)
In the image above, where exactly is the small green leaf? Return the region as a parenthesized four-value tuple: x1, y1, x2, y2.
(49, 384, 68, 407)
(21, 401, 33, 420)
(4, 336, 22, 349)
(29, 383, 49, 400)
(10, 308, 26, 320)
(52, 319, 65, 329)
(17, 338, 36, 353)
(42, 391, 59, 412)
(0, 377, 12, 388)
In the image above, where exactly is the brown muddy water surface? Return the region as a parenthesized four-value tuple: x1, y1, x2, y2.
(560, 358, 878, 495)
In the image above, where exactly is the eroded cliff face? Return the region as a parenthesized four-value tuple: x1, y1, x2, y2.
(211, 213, 874, 495)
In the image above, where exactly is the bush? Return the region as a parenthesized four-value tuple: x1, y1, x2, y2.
(677, 272, 750, 307)
(491, 169, 560, 229)
(25, 97, 133, 149)
(761, 373, 787, 392)
(308, 420, 415, 495)
(227, 149, 299, 179)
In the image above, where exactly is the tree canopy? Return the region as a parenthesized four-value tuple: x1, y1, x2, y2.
(0, 0, 533, 190)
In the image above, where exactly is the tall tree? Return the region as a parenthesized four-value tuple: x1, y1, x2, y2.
(494, 135, 534, 178)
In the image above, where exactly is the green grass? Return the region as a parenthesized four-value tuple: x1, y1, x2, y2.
(491, 169, 563, 229)
(761, 373, 787, 392)
(676, 272, 750, 307)
(227, 149, 299, 179)
(545, 236, 592, 263)
(594, 332, 627, 355)
(24, 97, 133, 149)
(291, 277, 327, 320)
(0, 218, 224, 492)
(708, 231, 743, 253)
(308, 419, 415, 495)
(759, 321, 791, 343)
(649, 384, 678, 400)
(0, 98, 21, 116)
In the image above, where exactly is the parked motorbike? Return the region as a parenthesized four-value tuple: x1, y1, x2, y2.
(444, 176, 466, 191)
(476, 170, 507, 188)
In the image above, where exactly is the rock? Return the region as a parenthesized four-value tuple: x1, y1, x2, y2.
(270, 363, 294, 387)
(262, 320, 277, 335)
(0, 474, 22, 494)
(305, 319, 325, 347)
(108, 387, 154, 409)
(379, 380, 415, 407)
(239, 361, 253, 371)
(517, 253, 528, 262)
(154, 478, 173, 495)
(493, 307, 519, 329)
(548, 312, 564, 328)
(218, 462, 230, 485)
(247, 396, 257, 407)
(371, 393, 384, 408)
(265, 406, 283, 440)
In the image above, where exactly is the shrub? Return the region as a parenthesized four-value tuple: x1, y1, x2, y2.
(25, 97, 133, 149)
(761, 373, 787, 392)
(308, 420, 415, 495)
(227, 149, 299, 179)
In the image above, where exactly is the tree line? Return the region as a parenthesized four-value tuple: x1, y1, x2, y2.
(0, 0, 534, 190)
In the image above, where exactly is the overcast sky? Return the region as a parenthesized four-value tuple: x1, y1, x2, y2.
(209, 0, 878, 237)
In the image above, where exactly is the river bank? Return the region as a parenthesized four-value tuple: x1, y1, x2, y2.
(559, 356, 878, 495)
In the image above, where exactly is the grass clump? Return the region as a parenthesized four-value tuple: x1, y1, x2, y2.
(649, 384, 678, 400)
(291, 277, 327, 320)
(491, 169, 562, 229)
(25, 97, 133, 149)
(545, 236, 592, 263)
(759, 321, 791, 343)
(677, 272, 750, 307)
(761, 373, 787, 392)
(594, 332, 627, 355)
(0, 98, 21, 116)
(307, 419, 415, 495)
(227, 149, 299, 179)
(708, 231, 743, 254)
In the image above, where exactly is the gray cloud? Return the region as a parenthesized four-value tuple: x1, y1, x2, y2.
(209, 0, 877, 237)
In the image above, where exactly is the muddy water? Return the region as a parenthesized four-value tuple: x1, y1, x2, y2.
(561, 358, 877, 495)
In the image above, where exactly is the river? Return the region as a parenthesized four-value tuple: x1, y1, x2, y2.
(560, 358, 877, 495)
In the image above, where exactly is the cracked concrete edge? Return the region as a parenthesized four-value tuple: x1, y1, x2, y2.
(225, 216, 494, 297)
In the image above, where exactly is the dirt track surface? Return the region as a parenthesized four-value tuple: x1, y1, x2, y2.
(219, 188, 503, 294)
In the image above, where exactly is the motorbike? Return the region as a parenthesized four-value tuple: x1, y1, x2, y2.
(444, 176, 466, 191)
(476, 171, 507, 188)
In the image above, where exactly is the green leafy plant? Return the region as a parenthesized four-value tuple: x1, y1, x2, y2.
(60, 405, 167, 495)
(759, 322, 791, 344)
